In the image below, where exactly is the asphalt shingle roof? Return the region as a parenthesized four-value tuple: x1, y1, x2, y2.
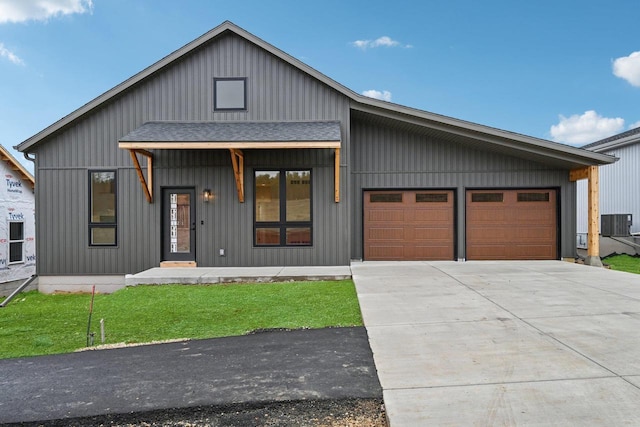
(119, 121, 341, 143)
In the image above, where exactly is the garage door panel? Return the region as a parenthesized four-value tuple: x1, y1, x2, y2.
(367, 245, 405, 259)
(466, 245, 506, 259)
(466, 189, 557, 260)
(514, 227, 555, 240)
(412, 208, 451, 222)
(511, 209, 555, 222)
(412, 227, 452, 241)
(467, 209, 506, 222)
(467, 227, 508, 241)
(364, 190, 454, 261)
(367, 227, 404, 241)
(510, 245, 555, 259)
(413, 245, 454, 259)
(368, 209, 405, 222)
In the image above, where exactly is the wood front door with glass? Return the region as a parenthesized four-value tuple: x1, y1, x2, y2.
(162, 188, 196, 261)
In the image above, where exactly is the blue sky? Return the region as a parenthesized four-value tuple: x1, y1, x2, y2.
(1, 0, 639, 172)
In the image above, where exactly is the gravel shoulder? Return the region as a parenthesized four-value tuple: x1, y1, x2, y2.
(8, 398, 387, 427)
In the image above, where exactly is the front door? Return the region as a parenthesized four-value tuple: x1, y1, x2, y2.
(162, 188, 196, 261)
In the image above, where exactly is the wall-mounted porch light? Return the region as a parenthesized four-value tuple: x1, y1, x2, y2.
(203, 189, 213, 203)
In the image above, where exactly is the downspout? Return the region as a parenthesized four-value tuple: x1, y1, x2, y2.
(24, 152, 35, 163)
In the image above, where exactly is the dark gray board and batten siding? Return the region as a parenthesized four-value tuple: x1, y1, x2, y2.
(349, 112, 576, 261)
(34, 32, 351, 275)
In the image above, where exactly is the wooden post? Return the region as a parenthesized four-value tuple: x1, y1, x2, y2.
(585, 165, 602, 266)
(570, 165, 602, 267)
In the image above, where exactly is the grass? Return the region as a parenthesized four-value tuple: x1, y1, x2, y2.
(604, 254, 640, 274)
(0, 280, 362, 360)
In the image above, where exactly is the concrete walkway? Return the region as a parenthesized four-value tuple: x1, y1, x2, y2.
(352, 261, 640, 426)
(125, 265, 352, 286)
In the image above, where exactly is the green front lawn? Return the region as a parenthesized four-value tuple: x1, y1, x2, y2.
(0, 280, 362, 359)
(604, 254, 640, 274)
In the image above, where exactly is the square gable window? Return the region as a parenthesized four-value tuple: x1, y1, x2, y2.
(214, 77, 247, 111)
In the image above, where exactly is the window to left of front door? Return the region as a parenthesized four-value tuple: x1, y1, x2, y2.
(89, 170, 117, 246)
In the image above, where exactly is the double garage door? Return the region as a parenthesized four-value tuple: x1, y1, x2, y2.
(364, 189, 557, 261)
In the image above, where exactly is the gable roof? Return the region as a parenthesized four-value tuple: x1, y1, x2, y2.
(15, 21, 615, 168)
(0, 145, 34, 189)
(582, 127, 640, 152)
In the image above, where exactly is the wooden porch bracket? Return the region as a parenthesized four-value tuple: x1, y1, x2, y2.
(334, 148, 340, 203)
(229, 149, 245, 203)
(569, 167, 589, 182)
(129, 149, 154, 203)
(570, 165, 601, 265)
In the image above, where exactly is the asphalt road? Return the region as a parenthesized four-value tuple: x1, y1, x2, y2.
(0, 327, 381, 425)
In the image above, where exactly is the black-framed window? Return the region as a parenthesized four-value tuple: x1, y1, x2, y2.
(89, 170, 117, 246)
(9, 221, 24, 264)
(254, 169, 312, 246)
(214, 77, 247, 111)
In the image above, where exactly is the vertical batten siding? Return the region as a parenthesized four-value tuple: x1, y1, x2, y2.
(350, 114, 575, 261)
(577, 143, 640, 235)
(34, 32, 351, 275)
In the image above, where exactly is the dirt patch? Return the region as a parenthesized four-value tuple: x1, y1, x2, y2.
(16, 398, 386, 427)
(75, 338, 191, 352)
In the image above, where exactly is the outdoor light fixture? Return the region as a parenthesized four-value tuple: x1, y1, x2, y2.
(203, 189, 213, 202)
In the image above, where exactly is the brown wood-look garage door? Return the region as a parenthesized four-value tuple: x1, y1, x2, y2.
(466, 189, 557, 260)
(364, 190, 454, 260)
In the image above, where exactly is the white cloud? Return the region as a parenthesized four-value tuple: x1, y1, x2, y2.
(613, 51, 640, 87)
(0, 42, 23, 64)
(351, 36, 411, 50)
(352, 40, 369, 49)
(629, 121, 640, 130)
(362, 89, 392, 102)
(370, 36, 398, 48)
(0, 0, 93, 23)
(550, 110, 624, 145)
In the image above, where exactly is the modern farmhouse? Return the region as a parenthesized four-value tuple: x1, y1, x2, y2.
(16, 21, 614, 292)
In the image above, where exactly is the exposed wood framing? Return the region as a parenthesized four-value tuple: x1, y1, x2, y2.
(0, 146, 35, 190)
(129, 149, 154, 203)
(120, 142, 341, 205)
(570, 165, 600, 259)
(569, 167, 589, 182)
(334, 148, 340, 203)
(587, 165, 599, 258)
(229, 149, 245, 203)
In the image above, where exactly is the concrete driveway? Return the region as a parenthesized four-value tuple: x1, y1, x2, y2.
(352, 261, 640, 426)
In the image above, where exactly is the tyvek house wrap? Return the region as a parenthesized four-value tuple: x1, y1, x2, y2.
(0, 159, 35, 284)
